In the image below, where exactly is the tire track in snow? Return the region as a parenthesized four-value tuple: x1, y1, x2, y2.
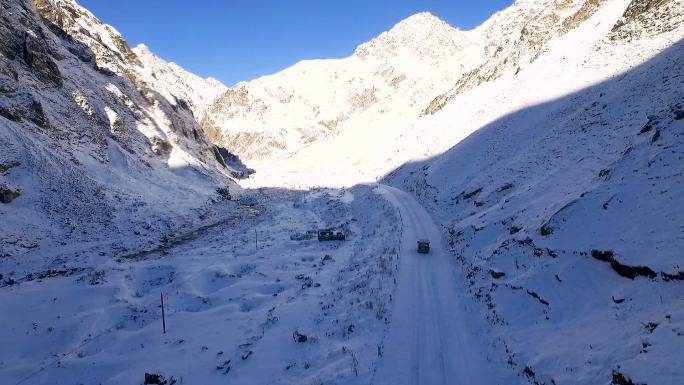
(372, 184, 502, 385)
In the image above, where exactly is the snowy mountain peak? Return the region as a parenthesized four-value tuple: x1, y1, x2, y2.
(391, 11, 454, 31)
(354, 11, 469, 60)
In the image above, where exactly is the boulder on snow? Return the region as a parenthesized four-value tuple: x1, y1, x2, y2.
(292, 330, 308, 343)
(144, 372, 175, 385)
(0, 185, 20, 203)
(0, 161, 20, 174)
(489, 269, 505, 279)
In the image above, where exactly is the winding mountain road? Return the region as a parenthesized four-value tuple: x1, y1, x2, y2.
(373, 184, 497, 385)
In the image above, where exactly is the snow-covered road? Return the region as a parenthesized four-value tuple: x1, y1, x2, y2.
(373, 184, 505, 385)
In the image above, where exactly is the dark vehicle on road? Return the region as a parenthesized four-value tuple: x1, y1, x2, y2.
(417, 239, 430, 254)
(318, 229, 345, 241)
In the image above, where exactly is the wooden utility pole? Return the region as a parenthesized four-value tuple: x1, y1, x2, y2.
(161, 292, 166, 334)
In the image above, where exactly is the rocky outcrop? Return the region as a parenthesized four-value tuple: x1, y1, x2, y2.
(22, 30, 62, 86)
(0, 91, 50, 128)
(591, 250, 658, 280)
(422, 0, 615, 115)
(150, 136, 173, 156)
(0, 185, 20, 203)
(610, 0, 684, 40)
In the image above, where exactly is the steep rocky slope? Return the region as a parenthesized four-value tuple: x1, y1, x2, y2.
(133, 44, 227, 120)
(383, 0, 684, 384)
(0, 0, 237, 260)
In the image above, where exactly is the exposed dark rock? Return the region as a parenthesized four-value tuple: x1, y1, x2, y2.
(150, 136, 172, 156)
(32, 0, 65, 29)
(212, 146, 227, 167)
(661, 271, 684, 281)
(0, 91, 50, 128)
(462, 187, 482, 200)
(215, 187, 231, 200)
(292, 330, 308, 343)
(0, 161, 20, 174)
(611, 369, 642, 385)
(673, 110, 684, 120)
(212, 145, 255, 179)
(523, 365, 543, 385)
(111, 33, 143, 67)
(638, 117, 655, 134)
(144, 372, 175, 385)
(650, 130, 660, 143)
(0, 16, 21, 60)
(23, 31, 62, 86)
(64, 37, 94, 63)
(612, 0, 671, 33)
(540, 224, 553, 236)
(27, 95, 49, 128)
(489, 269, 505, 279)
(644, 321, 658, 333)
(561, 0, 607, 34)
(526, 289, 550, 306)
(611, 296, 625, 304)
(591, 250, 657, 279)
(0, 185, 20, 203)
(591, 249, 614, 262)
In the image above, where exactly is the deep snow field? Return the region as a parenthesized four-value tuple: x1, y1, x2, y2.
(1, 186, 403, 384)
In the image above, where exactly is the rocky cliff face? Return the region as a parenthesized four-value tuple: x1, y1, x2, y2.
(0, 0, 236, 258)
(133, 44, 227, 120)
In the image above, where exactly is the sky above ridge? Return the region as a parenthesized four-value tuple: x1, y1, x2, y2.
(78, 0, 514, 86)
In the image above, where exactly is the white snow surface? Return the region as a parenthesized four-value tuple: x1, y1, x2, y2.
(2, 0, 684, 384)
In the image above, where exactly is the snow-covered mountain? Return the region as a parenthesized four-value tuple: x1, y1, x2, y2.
(2, 0, 683, 384)
(202, 0, 642, 169)
(200, 12, 479, 162)
(0, 0, 237, 259)
(223, 0, 684, 382)
(133, 44, 227, 121)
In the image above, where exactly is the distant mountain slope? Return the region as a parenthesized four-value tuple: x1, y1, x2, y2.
(202, 0, 631, 168)
(0, 0, 237, 259)
(201, 12, 478, 162)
